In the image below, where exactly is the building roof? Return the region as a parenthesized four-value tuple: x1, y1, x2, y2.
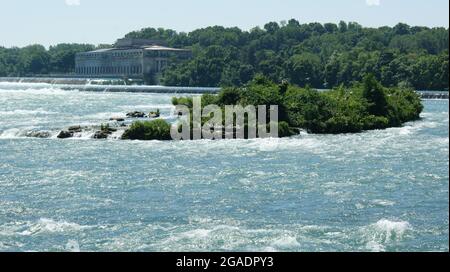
(115, 38, 167, 48)
(86, 48, 115, 53)
(143, 45, 190, 52)
(77, 44, 190, 55)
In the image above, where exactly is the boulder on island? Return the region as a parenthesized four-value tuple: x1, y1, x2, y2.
(148, 109, 161, 118)
(68, 125, 82, 133)
(109, 117, 125, 122)
(126, 111, 146, 118)
(92, 124, 117, 139)
(93, 130, 109, 139)
(57, 130, 73, 139)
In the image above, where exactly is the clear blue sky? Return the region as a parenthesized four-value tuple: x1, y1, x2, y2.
(1, 0, 448, 48)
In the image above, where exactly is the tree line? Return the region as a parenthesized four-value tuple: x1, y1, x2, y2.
(0, 43, 108, 76)
(1, 20, 448, 90)
(126, 20, 449, 90)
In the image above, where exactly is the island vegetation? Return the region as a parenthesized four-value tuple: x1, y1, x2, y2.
(121, 74, 423, 140)
(121, 119, 172, 141)
(1, 20, 448, 91)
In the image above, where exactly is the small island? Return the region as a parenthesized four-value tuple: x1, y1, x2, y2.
(121, 74, 423, 140)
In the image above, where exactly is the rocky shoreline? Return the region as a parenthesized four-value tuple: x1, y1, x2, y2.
(15, 110, 162, 140)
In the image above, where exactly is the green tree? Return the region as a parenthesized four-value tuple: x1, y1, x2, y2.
(362, 74, 388, 116)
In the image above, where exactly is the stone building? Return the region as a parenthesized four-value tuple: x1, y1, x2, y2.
(75, 38, 191, 81)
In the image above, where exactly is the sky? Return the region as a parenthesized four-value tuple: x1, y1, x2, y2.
(0, 0, 448, 48)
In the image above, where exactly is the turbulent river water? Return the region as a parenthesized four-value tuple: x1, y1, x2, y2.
(0, 83, 448, 252)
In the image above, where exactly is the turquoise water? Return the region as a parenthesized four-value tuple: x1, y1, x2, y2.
(0, 83, 448, 252)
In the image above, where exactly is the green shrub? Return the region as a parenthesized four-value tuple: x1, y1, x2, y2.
(361, 115, 390, 130)
(277, 121, 296, 137)
(362, 74, 389, 116)
(284, 87, 333, 133)
(171, 97, 193, 108)
(122, 119, 172, 140)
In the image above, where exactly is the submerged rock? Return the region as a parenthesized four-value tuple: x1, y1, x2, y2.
(68, 125, 82, 133)
(126, 111, 146, 118)
(109, 117, 125, 122)
(25, 130, 51, 138)
(93, 130, 109, 139)
(57, 130, 73, 139)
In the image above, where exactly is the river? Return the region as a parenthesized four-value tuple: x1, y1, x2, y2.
(0, 83, 448, 251)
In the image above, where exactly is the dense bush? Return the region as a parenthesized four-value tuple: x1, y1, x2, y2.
(121, 119, 171, 140)
(172, 74, 423, 137)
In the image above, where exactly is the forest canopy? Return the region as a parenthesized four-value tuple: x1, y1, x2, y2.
(1, 20, 448, 90)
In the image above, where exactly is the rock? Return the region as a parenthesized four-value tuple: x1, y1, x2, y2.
(93, 131, 109, 139)
(109, 117, 125, 122)
(149, 109, 160, 118)
(100, 124, 117, 133)
(68, 125, 82, 133)
(57, 130, 73, 139)
(93, 124, 117, 139)
(126, 111, 146, 118)
(25, 130, 51, 138)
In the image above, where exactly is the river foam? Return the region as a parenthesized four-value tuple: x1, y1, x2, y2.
(362, 219, 412, 252)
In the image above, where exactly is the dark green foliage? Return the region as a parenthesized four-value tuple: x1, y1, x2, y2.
(1, 21, 447, 90)
(277, 121, 296, 137)
(171, 96, 193, 108)
(48, 44, 96, 73)
(284, 87, 334, 133)
(0, 44, 101, 76)
(121, 119, 171, 140)
(126, 21, 450, 90)
(172, 75, 423, 137)
(385, 87, 423, 126)
(216, 87, 242, 106)
(362, 74, 389, 116)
